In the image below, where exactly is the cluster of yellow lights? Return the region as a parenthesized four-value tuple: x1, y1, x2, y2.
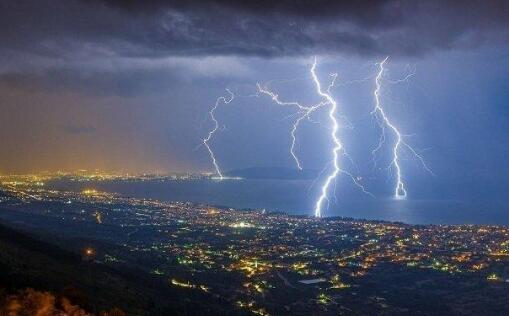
(94, 211, 103, 224)
(451, 253, 471, 262)
(291, 262, 310, 275)
(82, 189, 98, 195)
(291, 262, 308, 270)
(230, 221, 255, 228)
(237, 301, 255, 308)
(170, 279, 210, 292)
(472, 263, 487, 271)
(330, 274, 350, 289)
(486, 273, 501, 281)
(235, 259, 269, 277)
(236, 301, 269, 316)
(317, 293, 332, 305)
(243, 282, 265, 294)
(207, 208, 220, 215)
(84, 248, 95, 256)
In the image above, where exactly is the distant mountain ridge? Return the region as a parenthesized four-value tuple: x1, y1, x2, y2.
(225, 167, 318, 180)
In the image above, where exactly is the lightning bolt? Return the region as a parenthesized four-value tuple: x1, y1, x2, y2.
(257, 83, 326, 170)
(260, 58, 372, 217)
(312, 58, 374, 217)
(203, 89, 234, 179)
(310, 57, 344, 218)
(372, 57, 432, 199)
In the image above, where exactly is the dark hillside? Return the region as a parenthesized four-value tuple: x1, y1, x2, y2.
(0, 221, 240, 315)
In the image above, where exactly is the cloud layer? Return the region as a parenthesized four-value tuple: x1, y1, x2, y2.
(1, 0, 508, 61)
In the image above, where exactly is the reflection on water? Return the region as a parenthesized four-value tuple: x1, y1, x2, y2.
(47, 179, 508, 225)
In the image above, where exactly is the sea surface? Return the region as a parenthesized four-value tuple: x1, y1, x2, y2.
(47, 179, 509, 226)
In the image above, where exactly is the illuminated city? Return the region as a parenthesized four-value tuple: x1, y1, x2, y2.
(1, 174, 509, 314)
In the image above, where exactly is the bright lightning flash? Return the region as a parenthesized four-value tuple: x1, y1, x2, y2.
(257, 83, 326, 170)
(372, 57, 432, 199)
(203, 89, 235, 179)
(310, 58, 344, 218)
(260, 58, 372, 217)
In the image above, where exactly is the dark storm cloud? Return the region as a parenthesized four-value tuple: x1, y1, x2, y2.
(96, 0, 509, 57)
(99, 0, 400, 26)
(0, 0, 508, 61)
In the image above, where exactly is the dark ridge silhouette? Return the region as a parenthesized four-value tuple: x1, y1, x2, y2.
(0, 220, 239, 316)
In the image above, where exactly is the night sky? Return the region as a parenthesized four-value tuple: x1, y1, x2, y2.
(0, 1, 508, 201)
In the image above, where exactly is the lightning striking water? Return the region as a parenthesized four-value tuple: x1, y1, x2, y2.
(203, 89, 235, 179)
(372, 57, 432, 199)
(257, 83, 326, 170)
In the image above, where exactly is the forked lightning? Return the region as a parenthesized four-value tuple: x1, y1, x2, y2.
(203, 89, 235, 179)
(372, 57, 432, 199)
(257, 83, 326, 170)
